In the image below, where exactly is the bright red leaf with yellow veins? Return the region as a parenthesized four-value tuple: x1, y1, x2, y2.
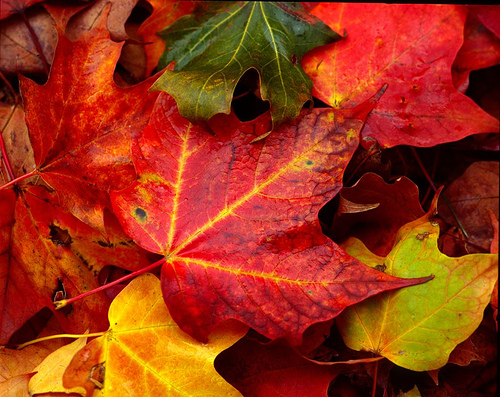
(19, 8, 158, 232)
(303, 3, 499, 148)
(111, 93, 431, 343)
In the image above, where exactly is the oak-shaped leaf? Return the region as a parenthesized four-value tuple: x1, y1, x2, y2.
(63, 273, 247, 396)
(336, 204, 498, 371)
(19, 6, 159, 232)
(303, 3, 499, 148)
(111, 92, 432, 344)
(151, 1, 341, 134)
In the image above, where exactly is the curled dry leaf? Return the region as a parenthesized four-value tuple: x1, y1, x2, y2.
(64, 0, 138, 42)
(331, 173, 425, 256)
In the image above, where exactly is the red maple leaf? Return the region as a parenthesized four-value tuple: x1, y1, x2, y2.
(111, 93, 432, 343)
(19, 7, 159, 232)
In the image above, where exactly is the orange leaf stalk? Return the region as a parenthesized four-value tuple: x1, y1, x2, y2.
(54, 257, 166, 309)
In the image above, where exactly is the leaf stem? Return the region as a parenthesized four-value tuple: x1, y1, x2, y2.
(410, 147, 469, 240)
(371, 358, 378, 397)
(0, 169, 37, 190)
(16, 332, 105, 350)
(21, 10, 50, 76)
(54, 257, 166, 309)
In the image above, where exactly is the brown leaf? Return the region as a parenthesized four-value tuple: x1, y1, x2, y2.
(0, 103, 35, 183)
(438, 161, 499, 252)
(65, 0, 138, 41)
(0, 0, 45, 20)
(0, 6, 56, 76)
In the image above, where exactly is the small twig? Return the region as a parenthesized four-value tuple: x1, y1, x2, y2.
(20, 10, 50, 76)
(410, 147, 469, 240)
(54, 257, 166, 309)
(421, 147, 439, 206)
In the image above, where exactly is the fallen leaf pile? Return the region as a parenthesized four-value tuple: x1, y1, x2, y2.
(0, 1, 498, 396)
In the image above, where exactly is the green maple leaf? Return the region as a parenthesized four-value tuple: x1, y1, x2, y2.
(151, 1, 341, 136)
(336, 210, 498, 371)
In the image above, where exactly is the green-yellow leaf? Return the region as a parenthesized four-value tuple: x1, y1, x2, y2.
(63, 274, 248, 396)
(336, 213, 498, 371)
(151, 1, 341, 134)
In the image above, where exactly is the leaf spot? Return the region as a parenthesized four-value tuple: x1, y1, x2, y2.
(375, 264, 387, 272)
(415, 232, 430, 241)
(134, 208, 147, 222)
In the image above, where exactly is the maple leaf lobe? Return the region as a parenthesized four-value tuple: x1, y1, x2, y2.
(152, 1, 342, 131)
